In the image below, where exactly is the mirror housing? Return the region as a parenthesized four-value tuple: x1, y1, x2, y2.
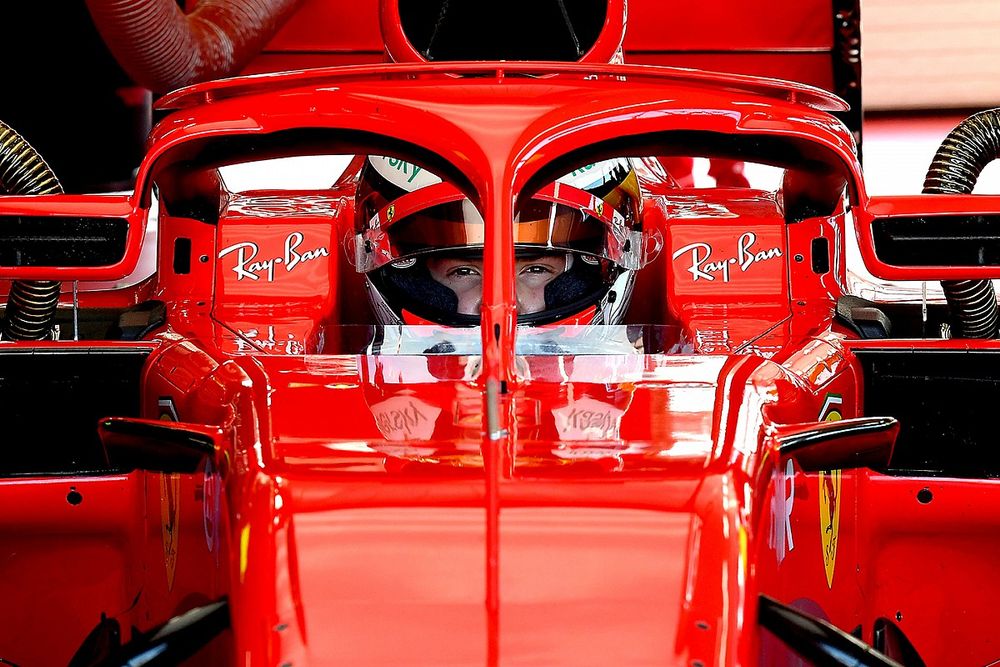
(0, 194, 144, 281)
(98, 417, 225, 474)
(856, 194, 1000, 281)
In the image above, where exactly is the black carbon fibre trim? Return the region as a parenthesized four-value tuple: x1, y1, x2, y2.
(0, 216, 128, 266)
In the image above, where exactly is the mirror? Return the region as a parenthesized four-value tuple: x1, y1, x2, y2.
(98, 417, 224, 474)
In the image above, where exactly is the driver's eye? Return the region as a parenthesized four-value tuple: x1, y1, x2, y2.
(447, 266, 481, 278)
(520, 264, 555, 275)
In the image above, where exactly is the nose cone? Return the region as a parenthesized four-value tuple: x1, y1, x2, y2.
(289, 503, 701, 665)
(255, 353, 742, 665)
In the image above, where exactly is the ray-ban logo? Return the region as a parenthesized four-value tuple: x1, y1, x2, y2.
(672, 231, 782, 282)
(219, 231, 329, 282)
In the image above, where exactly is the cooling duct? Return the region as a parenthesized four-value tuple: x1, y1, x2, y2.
(0, 120, 63, 341)
(923, 109, 1000, 338)
(85, 0, 303, 94)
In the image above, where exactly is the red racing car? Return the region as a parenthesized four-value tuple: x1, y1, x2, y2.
(1, 1, 998, 665)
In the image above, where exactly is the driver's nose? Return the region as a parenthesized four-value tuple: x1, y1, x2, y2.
(456, 291, 481, 316)
(516, 284, 547, 315)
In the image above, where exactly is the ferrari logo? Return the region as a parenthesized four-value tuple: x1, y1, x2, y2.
(160, 472, 181, 591)
(386, 204, 395, 224)
(595, 201, 605, 218)
(819, 469, 841, 588)
(818, 392, 843, 588)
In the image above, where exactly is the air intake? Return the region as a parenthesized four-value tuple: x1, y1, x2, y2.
(383, 0, 624, 64)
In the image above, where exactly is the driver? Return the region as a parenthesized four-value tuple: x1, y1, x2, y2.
(425, 250, 572, 317)
(352, 154, 660, 328)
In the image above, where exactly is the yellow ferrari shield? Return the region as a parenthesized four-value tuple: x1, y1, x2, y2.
(818, 393, 843, 588)
(818, 469, 841, 588)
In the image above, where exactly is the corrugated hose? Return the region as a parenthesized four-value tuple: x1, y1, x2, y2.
(923, 108, 1000, 338)
(0, 120, 62, 341)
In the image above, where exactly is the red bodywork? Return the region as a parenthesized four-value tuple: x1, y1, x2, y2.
(0, 3, 994, 667)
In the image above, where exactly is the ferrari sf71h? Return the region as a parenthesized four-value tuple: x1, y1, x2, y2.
(1, 1, 998, 665)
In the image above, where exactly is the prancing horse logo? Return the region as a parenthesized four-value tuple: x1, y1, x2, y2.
(818, 393, 843, 588)
(160, 472, 181, 591)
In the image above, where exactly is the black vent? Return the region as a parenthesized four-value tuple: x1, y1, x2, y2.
(399, 0, 607, 62)
(856, 349, 1000, 478)
(0, 348, 149, 476)
(0, 216, 128, 266)
(872, 215, 1000, 267)
(811, 237, 830, 274)
(173, 237, 192, 274)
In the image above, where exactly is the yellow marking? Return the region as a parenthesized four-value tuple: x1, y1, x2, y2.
(738, 523, 748, 576)
(819, 469, 842, 588)
(240, 524, 251, 583)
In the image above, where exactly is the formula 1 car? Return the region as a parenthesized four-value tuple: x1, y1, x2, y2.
(2, 1, 1000, 666)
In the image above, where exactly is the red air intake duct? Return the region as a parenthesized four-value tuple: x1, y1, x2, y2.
(85, 0, 303, 94)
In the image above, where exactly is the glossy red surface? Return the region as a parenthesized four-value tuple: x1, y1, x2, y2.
(248, 0, 841, 93)
(3, 3, 1000, 666)
(226, 351, 773, 665)
(666, 192, 788, 303)
(0, 475, 144, 666)
(155, 61, 849, 113)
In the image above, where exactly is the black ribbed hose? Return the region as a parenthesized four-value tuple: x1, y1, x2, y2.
(0, 120, 62, 340)
(923, 109, 1000, 338)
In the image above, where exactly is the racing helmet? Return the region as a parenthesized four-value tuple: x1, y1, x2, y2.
(352, 154, 660, 326)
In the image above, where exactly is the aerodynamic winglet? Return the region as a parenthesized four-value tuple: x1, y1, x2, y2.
(772, 416, 899, 473)
(759, 595, 903, 667)
(98, 417, 225, 475)
(70, 599, 229, 667)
